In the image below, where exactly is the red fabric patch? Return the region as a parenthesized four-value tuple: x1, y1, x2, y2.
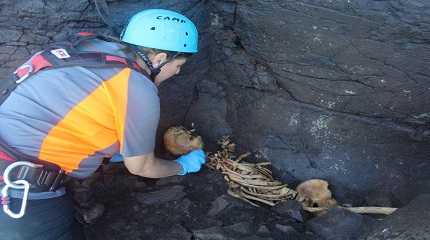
(0, 151, 13, 161)
(31, 54, 53, 73)
(106, 55, 127, 65)
(78, 32, 94, 36)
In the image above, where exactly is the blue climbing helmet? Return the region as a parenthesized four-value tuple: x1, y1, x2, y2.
(121, 9, 198, 53)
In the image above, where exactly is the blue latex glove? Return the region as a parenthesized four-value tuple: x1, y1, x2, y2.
(175, 149, 206, 175)
(110, 153, 124, 163)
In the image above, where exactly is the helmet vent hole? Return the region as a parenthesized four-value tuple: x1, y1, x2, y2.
(184, 44, 187, 47)
(150, 27, 156, 30)
(185, 32, 189, 36)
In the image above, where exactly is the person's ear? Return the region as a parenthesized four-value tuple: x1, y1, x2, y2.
(152, 52, 168, 68)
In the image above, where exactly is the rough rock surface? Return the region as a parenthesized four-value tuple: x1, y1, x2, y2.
(201, 0, 430, 205)
(0, 0, 429, 238)
(86, 166, 314, 240)
(307, 207, 376, 240)
(366, 194, 430, 240)
(135, 185, 186, 205)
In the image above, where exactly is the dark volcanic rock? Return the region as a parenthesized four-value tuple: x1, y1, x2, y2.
(274, 224, 303, 239)
(1, 0, 429, 205)
(365, 190, 394, 207)
(393, 179, 430, 206)
(194, 223, 269, 240)
(256, 225, 271, 236)
(240, 236, 273, 240)
(155, 175, 184, 186)
(223, 221, 253, 236)
(136, 185, 186, 205)
(208, 195, 231, 217)
(193, 226, 229, 240)
(272, 201, 304, 222)
(1, 0, 429, 239)
(213, 0, 430, 204)
(366, 194, 430, 240)
(307, 207, 374, 240)
(158, 224, 192, 240)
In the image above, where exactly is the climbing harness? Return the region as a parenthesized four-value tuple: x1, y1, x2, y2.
(0, 31, 150, 219)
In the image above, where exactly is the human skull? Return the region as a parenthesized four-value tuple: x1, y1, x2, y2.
(296, 179, 337, 208)
(163, 126, 204, 155)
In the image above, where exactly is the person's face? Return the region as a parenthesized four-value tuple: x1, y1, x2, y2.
(151, 53, 187, 86)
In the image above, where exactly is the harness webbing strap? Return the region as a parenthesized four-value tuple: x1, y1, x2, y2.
(0, 151, 13, 162)
(14, 52, 146, 81)
(77, 31, 94, 37)
(106, 55, 128, 64)
(16, 57, 147, 86)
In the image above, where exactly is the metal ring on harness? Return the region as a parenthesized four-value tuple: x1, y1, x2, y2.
(14, 64, 33, 84)
(1, 179, 30, 219)
(3, 161, 41, 188)
(1, 161, 41, 219)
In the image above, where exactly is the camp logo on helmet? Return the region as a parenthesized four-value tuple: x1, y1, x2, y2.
(156, 15, 186, 23)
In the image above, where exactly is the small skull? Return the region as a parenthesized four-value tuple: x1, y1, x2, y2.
(163, 126, 204, 155)
(296, 179, 337, 208)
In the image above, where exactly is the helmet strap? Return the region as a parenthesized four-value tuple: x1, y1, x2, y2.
(150, 67, 161, 80)
(133, 48, 159, 81)
(125, 44, 182, 82)
(140, 51, 181, 80)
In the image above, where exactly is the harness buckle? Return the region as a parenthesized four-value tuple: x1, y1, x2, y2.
(1, 161, 41, 219)
(14, 64, 33, 84)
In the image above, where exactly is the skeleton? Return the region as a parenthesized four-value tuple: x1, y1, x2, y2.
(207, 137, 297, 207)
(164, 128, 397, 215)
(207, 136, 397, 215)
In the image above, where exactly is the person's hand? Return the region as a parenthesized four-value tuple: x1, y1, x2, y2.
(175, 149, 206, 175)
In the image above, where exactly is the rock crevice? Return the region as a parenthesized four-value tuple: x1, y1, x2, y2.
(0, 0, 429, 204)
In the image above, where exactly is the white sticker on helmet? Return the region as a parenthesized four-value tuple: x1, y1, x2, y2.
(50, 48, 71, 59)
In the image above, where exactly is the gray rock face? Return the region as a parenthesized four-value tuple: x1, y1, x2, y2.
(203, 0, 430, 204)
(208, 195, 231, 217)
(193, 226, 230, 240)
(193, 222, 271, 240)
(0, 0, 429, 204)
(272, 201, 304, 222)
(366, 194, 430, 240)
(223, 221, 253, 236)
(161, 224, 193, 240)
(307, 207, 375, 240)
